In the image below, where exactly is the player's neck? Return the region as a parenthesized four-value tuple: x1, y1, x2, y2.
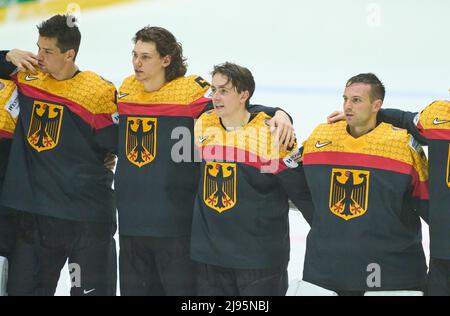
(51, 63, 79, 81)
(143, 73, 167, 92)
(221, 109, 251, 131)
(348, 117, 377, 138)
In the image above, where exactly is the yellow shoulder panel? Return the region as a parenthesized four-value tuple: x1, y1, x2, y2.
(195, 111, 293, 161)
(0, 79, 16, 101)
(303, 121, 347, 153)
(119, 75, 143, 97)
(408, 137, 429, 182)
(304, 121, 426, 172)
(418, 100, 450, 130)
(17, 71, 117, 114)
(195, 110, 220, 146)
(0, 79, 18, 135)
(119, 75, 209, 105)
(244, 112, 297, 160)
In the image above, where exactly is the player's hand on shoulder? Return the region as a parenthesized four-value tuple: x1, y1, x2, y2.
(269, 110, 296, 150)
(327, 111, 345, 124)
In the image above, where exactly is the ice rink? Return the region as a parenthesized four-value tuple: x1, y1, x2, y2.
(0, 0, 448, 295)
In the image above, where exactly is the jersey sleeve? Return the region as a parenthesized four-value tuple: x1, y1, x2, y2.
(378, 108, 427, 144)
(248, 104, 293, 123)
(92, 86, 119, 154)
(0, 80, 18, 139)
(275, 144, 314, 225)
(408, 136, 430, 223)
(0, 51, 17, 80)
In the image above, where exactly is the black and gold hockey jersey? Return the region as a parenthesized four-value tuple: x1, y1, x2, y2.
(0, 79, 17, 214)
(379, 100, 450, 260)
(0, 53, 118, 223)
(301, 121, 429, 291)
(191, 111, 312, 269)
(116, 75, 211, 237)
(116, 75, 285, 237)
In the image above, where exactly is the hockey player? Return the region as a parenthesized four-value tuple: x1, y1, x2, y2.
(191, 62, 313, 296)
(116, 27, 296, 295)
(301, 73, 429, 295)
(328, 89, 450, 296)
(0, 15, 118, 296)
(0, 79, 18, 296)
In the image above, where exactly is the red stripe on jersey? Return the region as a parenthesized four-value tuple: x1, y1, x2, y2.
(304, 151, 428, 200)
(417, 121, 450, 140)
(0, 130, 13, 139)
(118, 96, 210, 118)
(200, 145, 289, 174)
(16, 82, 114, 130)
(304, 152, 414, 174)
(412, 179, 429, 200)
(191, 97, 212, 118)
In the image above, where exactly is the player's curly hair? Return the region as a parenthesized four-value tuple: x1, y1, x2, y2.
(37, 14, 81, 61)
(133, 27, 187, 82)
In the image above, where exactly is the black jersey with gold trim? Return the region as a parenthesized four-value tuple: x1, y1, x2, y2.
(191, 111, 311, 269)
(379, 100, 450, 260)
(116, 75, 211, 237)
(301, 121, 429, 291)
(0, 53, 118, 223)
(116, 75, 284, 237)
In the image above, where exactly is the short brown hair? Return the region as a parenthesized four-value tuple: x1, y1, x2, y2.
(346, 73, 385, 102)
(37, 14, 81, 61)
(133, 26, 187, 82)
(212, 62, 255, 106)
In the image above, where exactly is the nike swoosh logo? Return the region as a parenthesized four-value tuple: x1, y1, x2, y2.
(83, 289, 95, 295)
(433, 118, 450, 125)
(198, 136, 209, 143)
(118, 92, 129, 99)
(25, 75, 38, 81)
(315, 141, 332, 149)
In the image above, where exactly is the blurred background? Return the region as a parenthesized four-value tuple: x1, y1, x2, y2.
(1, 0, 448, 295)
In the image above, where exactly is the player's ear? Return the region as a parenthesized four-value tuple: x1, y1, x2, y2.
(240, 90, 250, 105)
(65, 49, 76, 62)
(373, 99, 383, 112)
(162, 55, 171, 68)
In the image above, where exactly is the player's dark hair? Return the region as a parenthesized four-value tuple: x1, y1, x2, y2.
(346, 73, 385, 102)
(212, 62, 255, 107)
(37, 14, 81, 61)
(133, 26, 187, 82)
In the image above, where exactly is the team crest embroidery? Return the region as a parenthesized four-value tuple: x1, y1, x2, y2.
(447, 144, 450, 188)
(329, 168, 370, 221)
(203, 162, 237, 213)
(27, 101, 64, 152)
(126, 117, 157, 167)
